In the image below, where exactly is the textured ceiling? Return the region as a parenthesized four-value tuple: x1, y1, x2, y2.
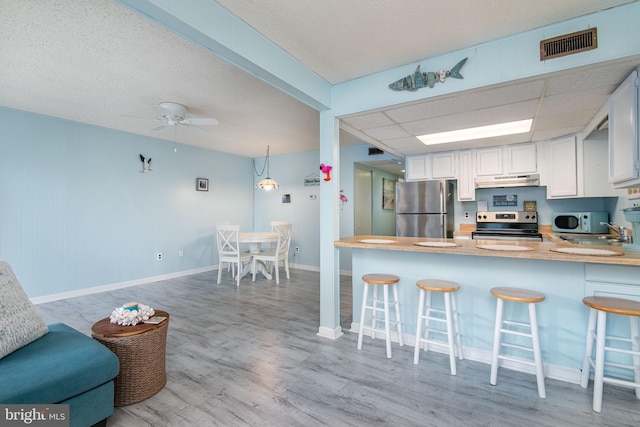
(216, 0, 635, 83)
(0, 0, 637, 160)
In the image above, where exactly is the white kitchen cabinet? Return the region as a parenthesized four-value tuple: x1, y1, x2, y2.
(405, 152, 457, 181)
(609, 70, 640, 188)
(457, 150, 475, 201)
(475, 147, 502, 176)
(505, 143, 537, 174)
(474, 144, 536, 176)
(430, 152, 456, 179)
(583, 132, 612, 197)
(546, 136, 578, 198)
(405, 154, 429, 181)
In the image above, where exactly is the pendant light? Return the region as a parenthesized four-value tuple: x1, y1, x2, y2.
(255, 145, 279, 190)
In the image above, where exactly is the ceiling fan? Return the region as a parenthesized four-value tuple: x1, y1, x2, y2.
(145, 102, 219, 135)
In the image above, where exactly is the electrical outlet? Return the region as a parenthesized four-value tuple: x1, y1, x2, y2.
(178, 250, 184, 257)
(464, 212, 469, 218)
(295, 247, 300, 253)
(156, 252, 163, 261)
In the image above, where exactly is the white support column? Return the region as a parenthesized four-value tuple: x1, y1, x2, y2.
(317, 109, 343, 340)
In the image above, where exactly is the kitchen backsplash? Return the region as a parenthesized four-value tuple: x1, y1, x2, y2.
(454, 184, 628, 226)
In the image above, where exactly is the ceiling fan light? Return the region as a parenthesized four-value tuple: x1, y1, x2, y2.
(417, 119, 533, 145)
(256, 178, 279, 190)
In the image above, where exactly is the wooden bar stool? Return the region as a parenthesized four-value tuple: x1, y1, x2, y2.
(413, 279, 463, 375)
(490, 287, 546, 399)
(357, 273, 404, 358)
(580, 296, 640, 413)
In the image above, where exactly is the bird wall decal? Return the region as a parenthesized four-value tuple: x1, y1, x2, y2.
(139, 154, 152, 173)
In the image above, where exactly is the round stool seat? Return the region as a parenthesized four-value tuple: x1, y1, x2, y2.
(583, 296, 640, 316)
(491, 287, 545, 303)
(362, 273, 400, 285)
(416, 279, 459, 293)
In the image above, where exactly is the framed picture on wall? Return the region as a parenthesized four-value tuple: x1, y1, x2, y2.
(196, 178, 209, 191)
(382, 178, 396, 210)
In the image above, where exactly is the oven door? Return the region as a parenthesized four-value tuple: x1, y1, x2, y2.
(472, 232, 543, 242)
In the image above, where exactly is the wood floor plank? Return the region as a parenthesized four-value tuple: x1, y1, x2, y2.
(35, 269, 640, 426)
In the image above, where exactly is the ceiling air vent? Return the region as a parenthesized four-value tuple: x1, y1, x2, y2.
(540, 28, 597, 61)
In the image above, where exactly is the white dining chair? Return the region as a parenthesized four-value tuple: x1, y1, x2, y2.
(270, 221, 289, 250)
(217, 221, 233, 273)
(270, 220, 289, 231)
(216, 224, 252, 287)
(252, 223, 292, 284)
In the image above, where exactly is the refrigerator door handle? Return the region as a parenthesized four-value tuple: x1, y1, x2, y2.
(440, 182, 446, 237)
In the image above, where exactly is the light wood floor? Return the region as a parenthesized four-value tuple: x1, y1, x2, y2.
(36, 269, 640, 427)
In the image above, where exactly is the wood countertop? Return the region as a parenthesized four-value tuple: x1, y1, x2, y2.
(335, 235, 640, 266)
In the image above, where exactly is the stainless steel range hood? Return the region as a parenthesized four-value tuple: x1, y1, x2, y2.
(475, 173, 540, 189)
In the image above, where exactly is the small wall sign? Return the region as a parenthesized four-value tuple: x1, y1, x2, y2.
(493, 195, 517, 207)
(523, 200, 537, 211)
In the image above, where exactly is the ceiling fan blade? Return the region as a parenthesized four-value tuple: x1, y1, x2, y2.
(182, 124, 208, 135)
(183, 117, 218, 126)
(150, 124, 170, 132)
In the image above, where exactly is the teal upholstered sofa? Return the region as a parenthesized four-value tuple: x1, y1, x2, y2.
(0, 323, 120, 427)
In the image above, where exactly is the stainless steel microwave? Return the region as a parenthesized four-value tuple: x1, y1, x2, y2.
(551, 212, 609, 234)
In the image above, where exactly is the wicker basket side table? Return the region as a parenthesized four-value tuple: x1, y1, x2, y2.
(91, 310, 169, 406)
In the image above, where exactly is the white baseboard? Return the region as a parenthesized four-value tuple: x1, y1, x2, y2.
(349, 322, 582, 385)
(317, 325, 344, 340)
(31, 266, 217, 305)
(290, 264, 319, 272)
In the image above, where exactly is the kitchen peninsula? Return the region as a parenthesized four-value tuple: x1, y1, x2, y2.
(335, 236, 640, 384)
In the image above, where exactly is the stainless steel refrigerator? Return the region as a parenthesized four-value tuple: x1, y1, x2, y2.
(396, 180, 454, 238)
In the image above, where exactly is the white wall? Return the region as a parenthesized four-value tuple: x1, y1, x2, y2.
(252, 150, 321, 269)
(0, 107, 254, 298)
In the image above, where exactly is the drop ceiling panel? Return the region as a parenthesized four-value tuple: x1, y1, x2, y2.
(532, 126, 585, 141)
(380, 137, 427, 155)
(363, 125, 412, 140)
(341, 112, 394, 129)
(384, 80, 545, 123)
(400, 100, 539, 136)
(544, 59, 640, 95)
(538, 87, 614, 115)
(535, 108, 601, 129)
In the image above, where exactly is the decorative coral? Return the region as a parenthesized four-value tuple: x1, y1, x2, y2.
(110, 303, 155, 326)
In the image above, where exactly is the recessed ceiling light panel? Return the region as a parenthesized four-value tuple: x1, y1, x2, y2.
(417, 119, 533, 145)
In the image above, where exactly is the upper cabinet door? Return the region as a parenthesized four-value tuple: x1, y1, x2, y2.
(506, 143, 537, 174)
(547, 136, 578, 198)
(430, 152, 456, 179)
(475, 147, 502, 176)
(405, 154, 430, 181)
(609, 70, 640, 187)
(457, 150, 475, 201)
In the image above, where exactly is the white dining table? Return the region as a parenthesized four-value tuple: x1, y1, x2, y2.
(238, 232, 278, 280)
